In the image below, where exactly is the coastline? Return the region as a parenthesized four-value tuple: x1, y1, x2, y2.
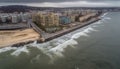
(43, 18, 100, 42)
(0, 14, 102, 48)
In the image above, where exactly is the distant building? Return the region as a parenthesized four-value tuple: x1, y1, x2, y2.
(21, 13, 29, 22)
(0, 12, 32, 23)
(11, 15, 18, 23)
(69, 15, 76, 23)
(1, 16, 7, 23)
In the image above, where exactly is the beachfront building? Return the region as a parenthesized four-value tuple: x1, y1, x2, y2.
(31, 10, 100, 33)
(46, 12, 60, 27)
(32, 12, 61, 33)
(32, 12, 47, 27)
(32, 13, 38, 23)
(38, 13, 46, 26)
(32, 12, 60, 27)
(59, 16, 71, 24)
(78, 13, 98, 22)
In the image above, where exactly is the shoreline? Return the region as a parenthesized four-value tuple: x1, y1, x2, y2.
(43, 18, 100, 42)
(0, 14, 102, 48)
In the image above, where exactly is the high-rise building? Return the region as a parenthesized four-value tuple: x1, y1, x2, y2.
(38, 13, 46, 26)
(32, 12, 60, 27)
(46, 12, 59, 27)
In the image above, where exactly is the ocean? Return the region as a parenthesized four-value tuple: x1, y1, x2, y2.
(0, 12, 120, 69)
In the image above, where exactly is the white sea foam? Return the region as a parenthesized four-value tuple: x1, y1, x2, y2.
(49, 39, 78, 57)
(53, 39, 67, 46)
(95, 20, 103, 24)
(71, 31, 88, 39)
(101, 13, 108, 18)
(29, 42, 53, 59)
(30, 41, 50, 48)
(30, 39, 78, 58)
(11, 46, 29, 56)
(0, 47, 17, 53)
(71, 26, 98, 39)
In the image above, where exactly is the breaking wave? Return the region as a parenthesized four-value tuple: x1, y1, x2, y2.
(0, 12, 111, 62)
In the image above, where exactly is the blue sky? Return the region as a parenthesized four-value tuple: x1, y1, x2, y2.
(0, 0, 119, 7)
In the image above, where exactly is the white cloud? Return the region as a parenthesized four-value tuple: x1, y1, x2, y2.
(25, 1, 110, 7)
(0, 1, 119, 7)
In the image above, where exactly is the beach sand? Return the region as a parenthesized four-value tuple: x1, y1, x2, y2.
(0, 28, 40, 48)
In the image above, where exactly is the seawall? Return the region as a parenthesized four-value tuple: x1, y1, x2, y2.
(43, 18, 100, 42)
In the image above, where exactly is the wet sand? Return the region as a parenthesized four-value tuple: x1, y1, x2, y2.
(0, 29, 40, 48)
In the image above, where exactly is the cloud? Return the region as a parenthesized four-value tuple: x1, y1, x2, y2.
(0, 0, 119, 3)
(0, 0, 79, 3)
(24, 1, 110, 7)
(0, 1, 119, 7)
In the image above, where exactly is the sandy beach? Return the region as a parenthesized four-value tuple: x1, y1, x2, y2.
(0, 29, 40, 48)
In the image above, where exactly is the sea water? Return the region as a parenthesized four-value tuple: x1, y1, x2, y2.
(0, 12, 120, 69)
